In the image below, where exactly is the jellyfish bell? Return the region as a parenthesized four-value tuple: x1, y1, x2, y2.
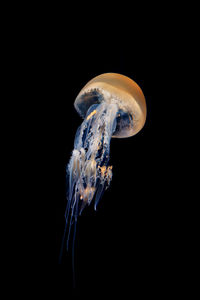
(74, 73, 147, 138)
(60, 73, 147, 264)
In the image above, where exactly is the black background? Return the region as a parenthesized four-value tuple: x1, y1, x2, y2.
(3, 3, 195, 299)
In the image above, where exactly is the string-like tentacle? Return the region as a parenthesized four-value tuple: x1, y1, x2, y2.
(60, 102, 118, 263)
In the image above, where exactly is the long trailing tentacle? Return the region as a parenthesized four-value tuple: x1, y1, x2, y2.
(59, 102, 118, 262)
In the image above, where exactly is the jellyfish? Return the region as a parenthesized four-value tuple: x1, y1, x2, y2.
(60, 73, 147, 263)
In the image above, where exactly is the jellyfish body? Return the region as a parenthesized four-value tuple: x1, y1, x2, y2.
(60, 73, 147, 260)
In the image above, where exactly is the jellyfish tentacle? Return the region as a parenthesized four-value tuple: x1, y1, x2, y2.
(66, 190, 78, 250)
(71, 199, 79, 287)
(94, 183, 105, 211)
(62, 101, 118, 254)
